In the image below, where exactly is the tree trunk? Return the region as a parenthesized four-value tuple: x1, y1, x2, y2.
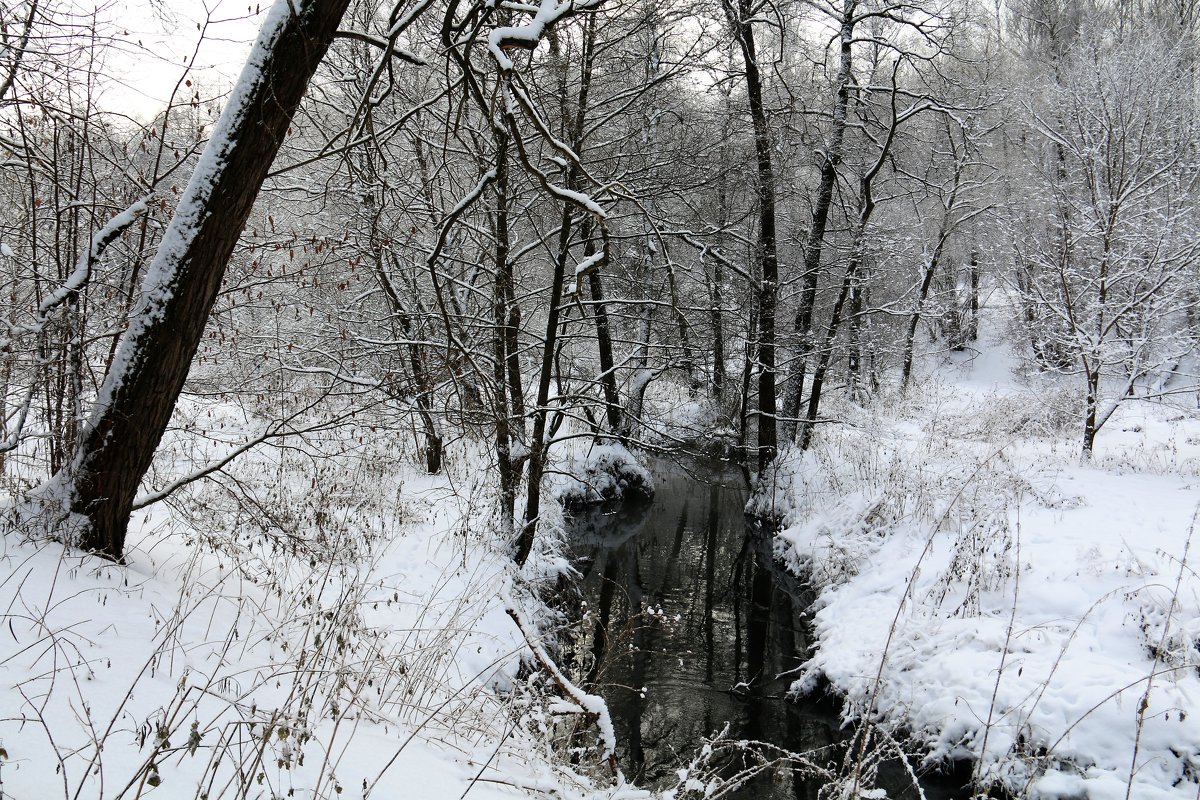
(665, 257, 702, 395)
(798, 252, 857, 451)
(586, 252, 624, 436)
(737, 293, 758, 460)
(556, 17, 621, 438)
(355, 106, 443, 475)
(623, 16, 667, 436)
(51, 0, 351, 560)
(1082, 367, 1100, 460)
(967, 249, 979, 342)
(708, 253, 727, 406)
(513, 17, 613, 566)
(626, 304, 655, 432)
(515, 194, 575, 567)
(725, 0, 780, 473)
(798, 94, 900, 448)
(780, 3, 855, 443)
(492, 131, 520, 537)
(378, 253, 443, 474)
(900, 261, 942, 391)
(846, 269, 864, 402)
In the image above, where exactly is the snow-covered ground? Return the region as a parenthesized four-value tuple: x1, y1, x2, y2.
(5, 295, 1198, 799)
(765, 301, 1200, 799)
(0, 413, 640, 799)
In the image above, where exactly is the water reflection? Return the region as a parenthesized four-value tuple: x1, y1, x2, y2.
(566, 458, 839, 798)
(566, 457, 969, 799)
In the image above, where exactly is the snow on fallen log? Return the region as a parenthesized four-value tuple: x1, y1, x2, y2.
(503, 593, 617, 776)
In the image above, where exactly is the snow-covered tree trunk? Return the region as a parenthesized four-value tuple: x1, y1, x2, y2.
(49, 0, 351, 560)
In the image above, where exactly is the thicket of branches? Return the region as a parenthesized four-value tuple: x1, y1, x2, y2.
(1, 0, 1198, 563)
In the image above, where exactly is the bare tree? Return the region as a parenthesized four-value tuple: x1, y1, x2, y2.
(36, 0, 353, 560)
(722, 0, 781, 472)
(1006, 24, 1200, 458)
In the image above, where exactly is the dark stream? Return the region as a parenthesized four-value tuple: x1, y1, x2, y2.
(565, 456, 969, 799)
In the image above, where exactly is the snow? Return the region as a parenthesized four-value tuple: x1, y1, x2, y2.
(545, 435, 654, 507)
(486, 0, 572, 73)
(639, 386, 739, 454)
(767, 297, 1200, 798)
(504, 596, 616, 760)
(84, 0, 297, 438)
(0, 401, 631, 799)
(574, 250, 605, 278)
(0, 199, 148, 353)
(38, 199, 149, 316)
(552, 185, 608, 220)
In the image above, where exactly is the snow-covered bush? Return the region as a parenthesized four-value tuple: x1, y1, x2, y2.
(547, 439, 654, 508)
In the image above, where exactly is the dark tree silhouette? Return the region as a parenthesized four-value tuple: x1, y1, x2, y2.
(51, 0, 352, 560)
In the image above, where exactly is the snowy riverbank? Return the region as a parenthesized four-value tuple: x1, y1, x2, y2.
(0, 411, 638, 800)
(762, 314, 1200, 799)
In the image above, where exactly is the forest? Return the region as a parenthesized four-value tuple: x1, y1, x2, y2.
(1, 0, 1199, 797)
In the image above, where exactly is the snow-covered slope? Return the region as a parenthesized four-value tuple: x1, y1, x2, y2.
(0, 424, 635, 799)
(767, 300, 1200, 799)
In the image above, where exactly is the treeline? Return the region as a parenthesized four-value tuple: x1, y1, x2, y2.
(2, 0, 1198, 561)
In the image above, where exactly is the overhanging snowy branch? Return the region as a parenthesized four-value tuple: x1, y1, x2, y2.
(503, 596, 617, 778)
(0, 198, 149, 352)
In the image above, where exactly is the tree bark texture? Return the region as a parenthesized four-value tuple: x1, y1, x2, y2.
(492, 132, 521, 538)
(58, 0, 351, 560)
(725, 0, 780, 473)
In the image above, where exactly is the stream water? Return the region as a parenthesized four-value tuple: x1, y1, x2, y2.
(564, 456, 969, 799)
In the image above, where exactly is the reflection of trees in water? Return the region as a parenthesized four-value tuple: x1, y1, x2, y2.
(567, 459, 834, 795)
(567, 460, 971, 800)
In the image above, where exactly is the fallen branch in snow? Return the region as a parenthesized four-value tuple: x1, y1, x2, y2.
(503, 596, 617, 782)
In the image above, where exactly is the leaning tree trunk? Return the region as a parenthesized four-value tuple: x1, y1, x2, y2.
(797, 84, 907, 449)
(846, 270, 865, 401)
(550, 16, 623, 438)
(798, 243, 860, 451)
(515, 192, 576, 568)
(49, 0, 351, 560)
(512, 19, 614, 567)
(901, 130, 967, 389)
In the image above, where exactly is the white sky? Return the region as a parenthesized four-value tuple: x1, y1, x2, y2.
(101, 1, 266, 121)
